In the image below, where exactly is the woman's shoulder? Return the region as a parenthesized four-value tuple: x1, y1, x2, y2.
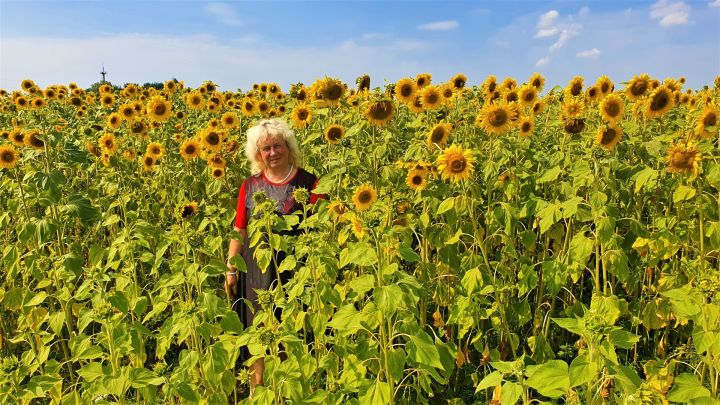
(295, 167, 318, 183)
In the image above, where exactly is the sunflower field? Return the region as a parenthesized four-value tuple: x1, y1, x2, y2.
(1, 73, 719, 405)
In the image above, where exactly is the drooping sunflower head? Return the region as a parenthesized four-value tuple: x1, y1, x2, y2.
(437, 144, 475, 183)
(0, 144, 19, 169)
(24, 130, 44, 150)
(482, 75, 498, 97)
(420, 85, 443, 110)
(327, 201, 348, 222)
(146, 95, 172, 122)
(501, 77, 517, 91)
(395, 78, 417, 104)
(352, 184, 378, 211)
(177, 202, 199, 220)
(291, 103, 313, 129)
(364, 100, 395, 127)
(644, 85, 675, 119)
(476, 101, 518, 135)
(406, 169, 427, 191)
(318, 77, 345, 105)
(599, 93, 625, 123)
(595, 124, 623, 151)
(356, 74, 371, 92)
(180, 139, 201, 160)
(451, 73, 468, 90)
(122, 148, 136, 161)
(564, 118, 585, 134)
(324, 124, 345, 144)
(667, 142, 701, 176)
(565, 76, 584, 98)
(427, 122, 452, 148)
(408, 95, 424, 114)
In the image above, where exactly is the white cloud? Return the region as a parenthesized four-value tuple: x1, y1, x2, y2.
(576, 48, 601, 58)
(709, 0, 720, 8)
(204, 3, 242, 26)
(537, 10, 559, 29)
(550, 25, 581, 52)
(0, 33, 429, 90)
(362, 32, 391, 40)
(535, 10, 582, 51)
(535, 56, 550, 67)
(650, 0, 690, 27)
(535, 28, 558, 38)
(417, 20, 459, 31)
(578, 7, 590, 18)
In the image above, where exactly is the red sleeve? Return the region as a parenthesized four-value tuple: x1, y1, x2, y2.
(309, 178, 326, 204)
(234, 180, 248, 229)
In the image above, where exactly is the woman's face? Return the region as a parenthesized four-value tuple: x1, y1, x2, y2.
(258, 136, 289, 170)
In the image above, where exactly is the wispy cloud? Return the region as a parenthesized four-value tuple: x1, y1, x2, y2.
(576, 48, 601, 58)
(535, 10, 582, 52)
(708, 0, 720, 8)
(204, 3, 242, 26)
(550, 26, 581, 52)
(650, 0, 690, 27)
(417, 20, 459, 31)
(535, 56, 550, 67)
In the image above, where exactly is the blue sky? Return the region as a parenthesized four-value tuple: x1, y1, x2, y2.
(1, 0, 718, 91)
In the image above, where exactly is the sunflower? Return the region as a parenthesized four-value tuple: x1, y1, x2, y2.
(532, 100, 546, 115)
(291, 103, 313, 129)
(350, 215, 366, 239)
(210, 166, 225, 179)
(695, 104, 718, 138)
(482, 75, 498, 98)
(180, 139, 201, 160)
(15, 96, 29, 109)
(9, 129, 25, 146)
(201, 128, 225, 152)
(450, 73, 467, 91)
(564, 119, 585, 134)
(324, 124, 345, 144)
(441, 84, 455, 101)
(130, 120, 149, 138)
(318, 77, 345, 105)
(352, 184, 378, 211)
(667, 142, 701, 176)
(518, 84, 538, 106)
(500, 77, 517, 91)
(146, 141, 165, 158)
(599, 93, 624, 123)
(585, 86, 601, 103)
(595, 75, 614, 96)
(207, 153, 226, 168)
(31, 98, 45, 109)
(408, 96, 424, 114)
(98, 133, 119, 155)
(356, 74, 371, 92)
(595, 124, 623, 151)
(562, 98, 584, 119)
(528, 72, 545, 92)
(327, 201, 348, 222)
(476, 102, 518, 135)
(107, 112, 123, 129)
(221, 111, 239, 129)
(24, 130, 44, 150)
(21, 79, 35, 91)
(415, 73, 432, 89)
(0, 144, 19, 169)
(406, 169, 427, 191)
(394, 78, 417, 104)
(100, 93, 115, 107)
(518, 116, 534, 137)
(163, 80, 177, 94)
(565, 76, 584, 98)
(364, 100, 395, 127)
(427, 122, 452, 148)
(145, 96, 171, 122)
(122, 149, 136, 161)
(625, 74, 651, 100)
(258, 101, 270, 115)
(644, 85, 675, 119)
(437, 145, 474, 183)
(118, 103, 137, 121)
(141, 154, 156, 172)
(420, 85, 443, 110)
(177, 202, 199, 220)
(185, 91, 205, 110)
(99, 84, 112, 94)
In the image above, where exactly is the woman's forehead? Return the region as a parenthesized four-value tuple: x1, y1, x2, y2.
(258, 134, 284, 146)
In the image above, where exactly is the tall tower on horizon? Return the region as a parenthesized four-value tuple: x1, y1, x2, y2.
(100, 65, 107, 83)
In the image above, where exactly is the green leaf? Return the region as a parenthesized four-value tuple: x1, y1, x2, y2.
(407, 330, 443, 369)
(461, 267, 483, 295)
(673, 185, 696, 203)
(349, 274, 375, 296)
(667, 373, 711, 402)
(175, 382, 200, 402)
(633, 167, 658, 193)
(374, 285, 403, 317)
(525, 360, 570, 398)
(475, 370, 503, 392)
(569, 233, 594, 265)
(61, 194, 100, 222)
(537, 166, 562, 183)
(24, 291, 47, 307)
(76, 362, 107, 382)
(569, 354, 597, 387)
(437, 197, 455, 215)
(500, 381, 523, 405)
(386, 348, 406, 383)
(398, 244, 420, 262)
(359, 380, 391, 405)
(608, 329, 640, 349)
(328, 304, 362, 334)
(129, 368, 164, 388)
(553, 317, 583, 335)
(339, 242, 378, 268)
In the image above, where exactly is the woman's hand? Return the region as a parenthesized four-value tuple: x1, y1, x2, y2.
(225, 262, 237, 301)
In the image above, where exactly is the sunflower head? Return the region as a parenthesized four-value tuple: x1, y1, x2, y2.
(291, 103, 313, 129)
(562, 98, 584, 119)
(352, 184, 378, 211)
(292, 187, 310, 205)
(667, 142, 701, 176)
(600, 93, 625, 123)
(210, 166, 225, 179)
(406, 169, 427, 191)
(146, 95, 172, 122)
(221, 111, 239, 129)
(0, 144, 19, 169)
(99, 133, 118, 155)
(695, 104, 718, 138)
(177, 202, 199, 221)
(24, 130, 44, 150)
(364, 100, 395, 127)
(146, 141, 165, 158)
(427, 122, 452, 148)
(518, 84, 537, 106)
(180, 139, 201, 160)
(317, 77, 345, 105)
(394, 78, 417, 104)
(564, 118, 585, 134)
(420, 86, 443, 110)
(327, 201, 348, 222)
(595, 75, 614, 96)
(644, 85, 675, 119)
(595, 124, 623, 151)
(415, 73, 432, 88)
(141, 154, 156, 172)
(451, 73, 468, 90)
(107, 112, 123, 129)
(476, 102, 518, 135)
(356, 74, 371, 92)
(518, 117, 534, 137)
(482, 75, 498, 97)
(437, 144, 475, 183)
(565, 76, 584, 98)
(324, 124, 345, 144)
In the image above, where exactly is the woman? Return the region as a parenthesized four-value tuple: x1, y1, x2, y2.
(225, 118, 322, 394)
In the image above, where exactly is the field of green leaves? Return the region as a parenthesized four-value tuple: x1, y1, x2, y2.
(1, 73, 719, 404)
